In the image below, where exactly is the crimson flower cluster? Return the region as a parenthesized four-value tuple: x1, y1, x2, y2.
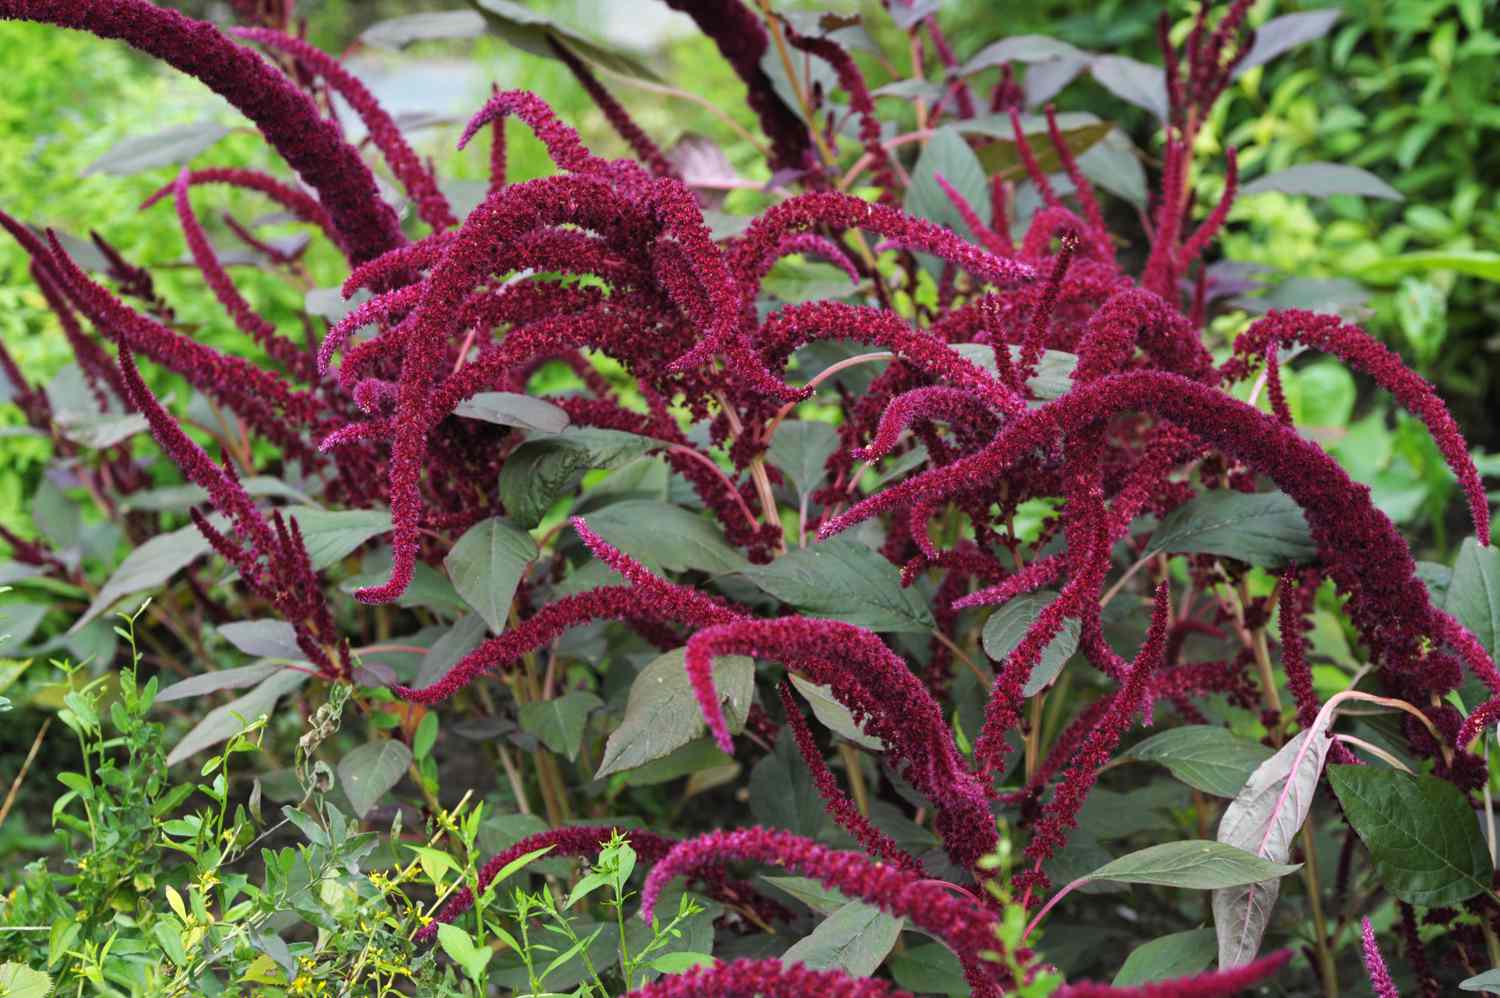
(0, 0, 1494, 993)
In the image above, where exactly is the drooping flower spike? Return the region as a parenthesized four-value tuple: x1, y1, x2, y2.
(1021, 583, 1170, 884)
(234, 27, 457, 231)
(640, 828, 1011, 998)
(934, 171, 1010, 257)
(680, 615, 995, 869)
(1223, 308, 1490, 542)
(622, 959, 915, 998)
(167, 169, 315, 379)
(777, 681, 926, 875)
(821, 371, 1492, 695)
(139, 167, 341, 248)
(1053, 949, 1291, 997)
(0, 0, 404, 263)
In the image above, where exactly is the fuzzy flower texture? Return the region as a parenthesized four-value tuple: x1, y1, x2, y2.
(0, 1, 1495, 995)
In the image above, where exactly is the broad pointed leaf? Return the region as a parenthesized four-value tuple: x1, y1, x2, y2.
(338, 739, 413, 818)
(741, 537, 933, 633)
(444, 517, 537, 633)
(596, 648, 753, 778)
(1131, 726, 1276, 798)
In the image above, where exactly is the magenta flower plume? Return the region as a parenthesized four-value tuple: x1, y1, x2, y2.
(414, 826, 675, 944)
(168, 169, 314, 379)
(1044, 105, 1111, 258)
(1023, 583, 1170, 877)
(458, 88, 615, 178)
(934, 172, 1009, 256)
(757, 233, 861, 285)
(640, 828, 1009, 998)
(952, 554, 1065, 610)
(1017, 231, 1079, 383)
(821, 371, 1479, 692)
(139, 167, 340, 248)
(1055, 949, 1290, 997)
(777, 682, 925, 875)
(759, 301, 1027, 417)
(788, 31, 898, 203)
(234, 26, 456, 231)
(731, 191, 1035, 297)
(1224, 308, 1490, 542)
(1360, 917, 1399, 998)
(1073, 288, 1212, 384)
(680, 616, 995, 869)
(1177, 147, 1238, 272)
(622, 959, 914, 998)
(655, 0, 812, 172)
(854, 386, 998, 462)
(547, 39, 678, 180)
(0, 0, 403, 262)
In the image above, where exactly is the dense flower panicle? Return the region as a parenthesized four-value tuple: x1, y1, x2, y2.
(1054, 950, 1290, 997)
(680, 615, 995, 869)
(1043, 106, 1111, 258)
(0, 0, 403, 262)
(758, 232, 861, 284)
(788, 32, 899, 203)
(1008, 108, 1059, 210)
(33, 228, 322, 461)
(1277, 567, 1323, 734)
(655, 0, 812, 172)
(623, 959, 915, 998)
(570, 516, 747, 623)
(1263, 344, 1292, 426)
(1072, 288, 1212, 384)
(234, 27, 457, 231)
(341, 232, 456, 298)
(952, 554, 1065, 610)
(414, 826, 675, 944)
(168, 170, 314, 379)
(640, 829, 1009, 998)
(393, 584, 737, 704)
(1141, 138, 1189, 299)
(933, 172, 1010, 257)
(547, 39, 679, 181)
(139, 167, 340, 247)
(458, 88, 619, 178)
(1023, 584, 1170, 877)
(1017, 232, 1080, 383)
(925, 17, 976, 119)
(1223, 308, 1490, 541)
(854, 385, 999, 462)
(777, 682, 925, 875)
(730, 191, 1035, 295)
(29, 262, 127, 408)
(1176, 147, 1238, 271)
(760, 301, 1027, 416)
(822, 372, 1475, 694)
(1361, 917, 1399, 998)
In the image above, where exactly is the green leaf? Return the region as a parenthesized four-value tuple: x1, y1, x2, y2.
(1145, 490, 1315, 568)
(283, 507, 393, 570)
(767, 420, 840, 502)
(981, 591, 1079, 696)
(452, 391, 570, 433)
(1327, 765, 1492, 906)
(337, 739, 413, 819)
(889, 942, 969, 996)
(519, 691, 602, 761)
(436, 924, 493, 983)
(1358, 251, 1500, 284)
(761, 876, 852, 916)
(1111, 929, 1217, 986)
(779, 900, 903, 977)
(1242, 162, 1402, 201)
(906, 126, 989, 234)
(0, 962, 52, 998)
(1461, 969, 1500, 993)
(787, 675, 884, 750)
(596, 648, 753, 778)
(499, 428, 656, 528)
(619, 738, 734, 786)
(951, 343, 1076, 400)
(70, 518, 223, 633)
(469, 0, 662, 81)
(217, 620, 301, 660)
(648, 952, 715, 974)
(583, 501, 749, 576)
(444, 517, 537, 633)
(1213, 726, 1337, 968)
(1447, 537, 1500, 657)
(53, 409, 148, 449)
(412, 712, 439, 761)
(749, 728, 824, 837)
(82, 120, 230, 176)
(740, 537, 934, 633)
(1083, 841, 1300, 890)
(960, 112, 1115, 175)
(166, 669, 308, 765)
(1089, 57, 1167, 119)
(1131, 726, 1276, 798)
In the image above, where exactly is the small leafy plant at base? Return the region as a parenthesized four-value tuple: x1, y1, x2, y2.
(0, 0, 1498, 995)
